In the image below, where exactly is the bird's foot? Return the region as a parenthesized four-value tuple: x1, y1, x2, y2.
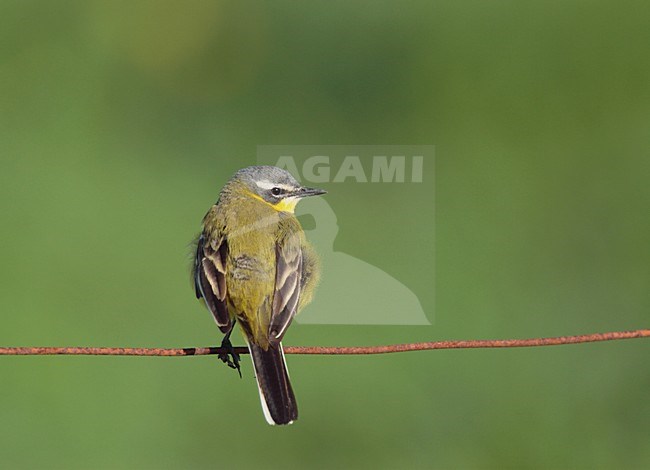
(218, 337, 241, 378)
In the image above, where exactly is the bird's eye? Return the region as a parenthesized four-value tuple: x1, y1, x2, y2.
(271, 187, 282, 196)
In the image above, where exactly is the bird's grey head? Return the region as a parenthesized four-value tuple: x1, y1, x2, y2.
(233, 166, 326, 206)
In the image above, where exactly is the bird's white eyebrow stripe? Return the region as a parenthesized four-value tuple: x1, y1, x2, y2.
(255, 180, 294, 191)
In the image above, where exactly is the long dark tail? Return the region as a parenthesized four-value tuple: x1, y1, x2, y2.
(248, 341, 298, 425)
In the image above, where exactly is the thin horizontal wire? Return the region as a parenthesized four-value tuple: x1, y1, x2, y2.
(1, 329, 648, 357)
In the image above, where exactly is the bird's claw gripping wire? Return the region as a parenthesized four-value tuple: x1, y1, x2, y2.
(218, 331, 241, 378)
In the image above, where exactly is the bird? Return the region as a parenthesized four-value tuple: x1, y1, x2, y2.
(192, 165, 326, 425)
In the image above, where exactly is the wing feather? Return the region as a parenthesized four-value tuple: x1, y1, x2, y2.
(194, 233, 232, 333)
(269, 233, 303, 344)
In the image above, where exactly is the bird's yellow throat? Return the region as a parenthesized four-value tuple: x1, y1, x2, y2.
(245, 191, 299, 213)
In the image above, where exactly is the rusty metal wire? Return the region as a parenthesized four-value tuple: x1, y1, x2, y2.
(1, 329, 648, 357)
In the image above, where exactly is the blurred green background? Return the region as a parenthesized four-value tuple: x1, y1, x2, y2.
(1, 1, 649, 468)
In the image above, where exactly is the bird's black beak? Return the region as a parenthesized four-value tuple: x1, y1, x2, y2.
(297, 186, 327, 198)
